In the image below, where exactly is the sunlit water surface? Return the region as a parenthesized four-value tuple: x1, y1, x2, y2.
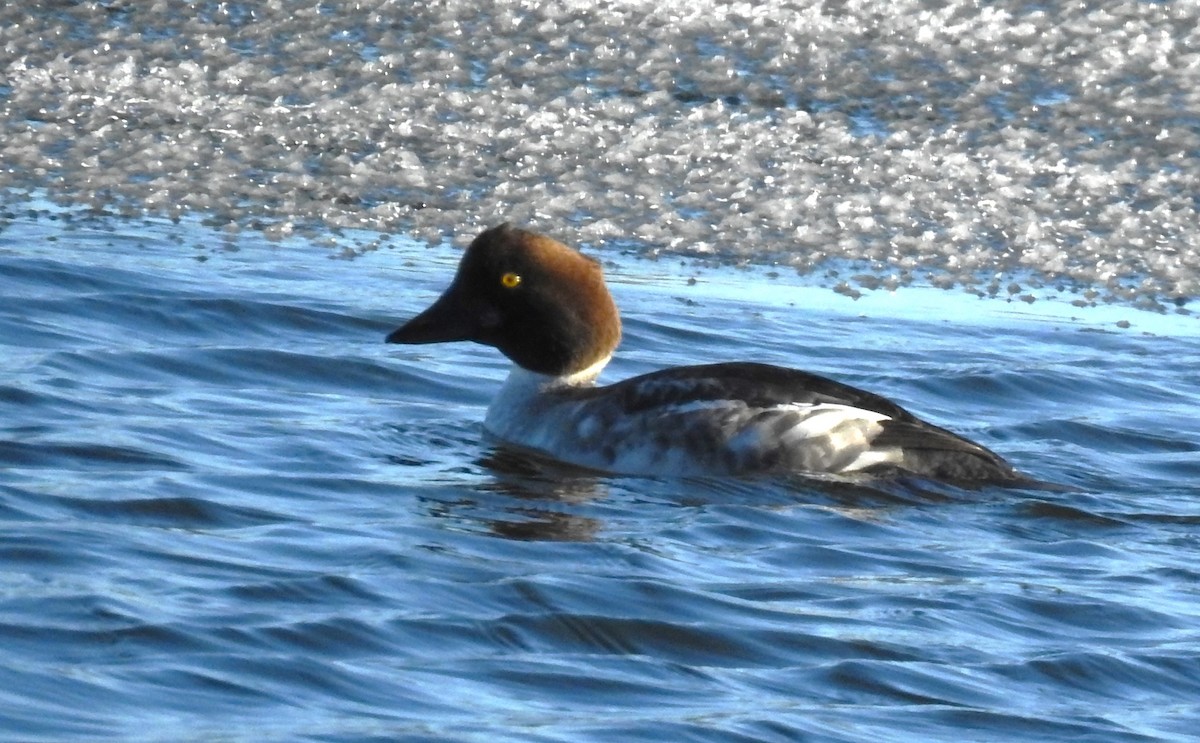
(2, 211, 1198, 742)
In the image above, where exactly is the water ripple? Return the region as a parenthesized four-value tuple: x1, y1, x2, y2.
(2, 216, 1199, 742)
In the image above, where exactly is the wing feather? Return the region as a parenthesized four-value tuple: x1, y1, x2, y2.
(551, 361, 1022, 482)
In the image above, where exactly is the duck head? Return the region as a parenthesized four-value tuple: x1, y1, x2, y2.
(387, 223, 622, 378)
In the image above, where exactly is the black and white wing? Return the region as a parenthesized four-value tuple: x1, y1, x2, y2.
(572, 362, 1021, 482)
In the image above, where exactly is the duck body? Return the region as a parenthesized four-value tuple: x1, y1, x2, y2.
(388, 223, 1027, 485)
(483, 362, 1019, 481)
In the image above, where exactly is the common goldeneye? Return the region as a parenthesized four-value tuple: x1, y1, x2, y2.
(387, 223, 1028, 484)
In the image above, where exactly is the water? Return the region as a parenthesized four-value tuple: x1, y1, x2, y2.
(2, 209, 1199, 742)
(4, 1, 1200, 739)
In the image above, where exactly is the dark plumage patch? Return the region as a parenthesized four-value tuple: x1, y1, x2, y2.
(596, 363, 914, 420)
(557, 362, 1025, 484)
(874, 419, 1020, 483)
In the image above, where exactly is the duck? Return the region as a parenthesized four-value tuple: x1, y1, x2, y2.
(386, 223, 1030, 484)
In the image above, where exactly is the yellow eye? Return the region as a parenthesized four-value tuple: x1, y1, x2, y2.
(500, 272, 521, 289)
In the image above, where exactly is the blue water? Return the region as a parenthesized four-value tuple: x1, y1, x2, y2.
(2, 208, 1199, 742)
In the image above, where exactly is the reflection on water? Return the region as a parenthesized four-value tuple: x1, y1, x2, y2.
(479, 448, 611, 541)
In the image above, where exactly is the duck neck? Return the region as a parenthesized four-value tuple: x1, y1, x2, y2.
(497, 354, 612, 398)
(484, 356, 610, 438)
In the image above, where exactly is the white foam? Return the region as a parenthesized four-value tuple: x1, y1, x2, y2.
(2, 1, 1198, 311)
